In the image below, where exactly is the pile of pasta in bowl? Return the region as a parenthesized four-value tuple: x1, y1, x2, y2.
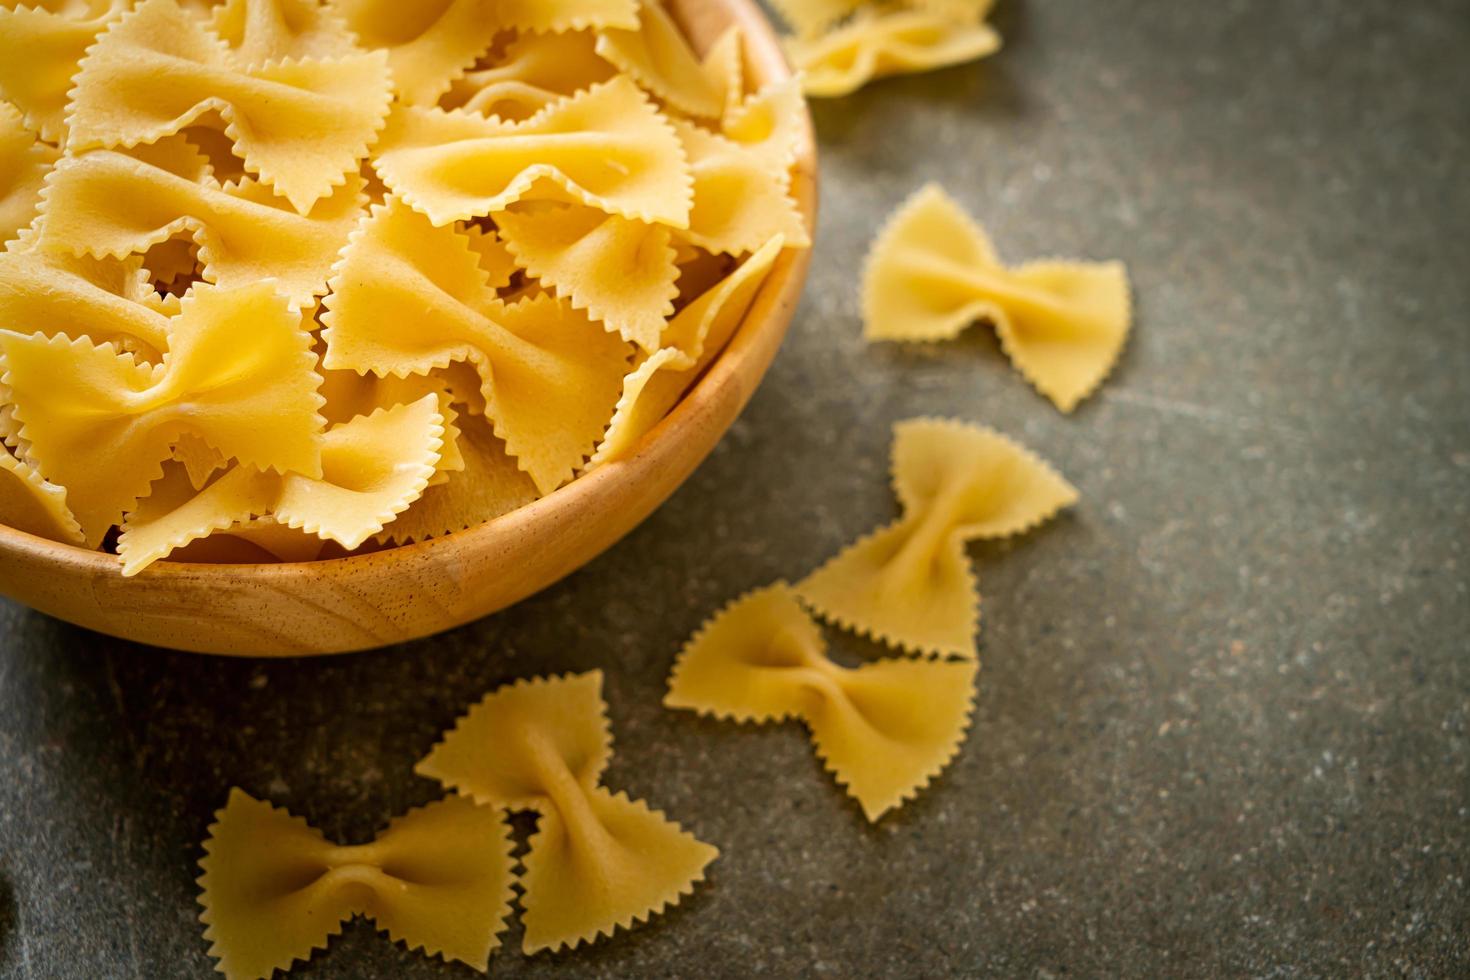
(0, 0, 810, 576)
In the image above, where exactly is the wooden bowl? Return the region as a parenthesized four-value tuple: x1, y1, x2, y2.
(0, 0, 817, 656)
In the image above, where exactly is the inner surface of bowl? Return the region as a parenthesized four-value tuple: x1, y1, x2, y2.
(0, 0, 817, 656)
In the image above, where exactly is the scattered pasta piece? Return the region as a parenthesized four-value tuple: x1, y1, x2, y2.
(596, 0, 742, 119)
(321, 198, 630, 495)
(666, 583, 977, 820)
(0, 450, 84, 545)
(864, 183, 1131, 412)
(440, 30, 615, 122)
(589, 234, 782, 468)
(796, 418, 1077, 658)
(117, 395, 444, 575)
(0, 281, 325, 546)
(38, 152, 366, 308)
(372, 76, 692, 228)
(0, 0, 126, 142)
(416, 670, 719, 953)
(0, 102, 56, 246)
(197, 788, 514, 980)
(787, 6, 1001, 98)
(495, 201, 678, 352)
(67, 0, 392, 213)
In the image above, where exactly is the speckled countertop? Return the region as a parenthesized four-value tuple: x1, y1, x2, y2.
(2, 0, 1467, 976)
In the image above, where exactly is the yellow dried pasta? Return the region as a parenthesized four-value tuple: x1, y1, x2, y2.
(321, 198, 630, 495)
(796, 418, 1078, 658)
(590, 234, 783, 468)
(438, 29, 615, 122)
(865, 183, 1131, 412)
(495, 201, 677, 352)
(666, 583, 977, 820)
(68, 0, 392, 213)
(0, 0, 810, 568)
(37, 152, 366, 308)
(0, 102, 57, 246)
(0, 449, 84, 545)
(416, 670, 719, 953)
(117, 395, 444, 575)
(787, 5, 1001, 98)
(0, 281, 325, 546)
(0, 0, 127, 143)
(371, 76, 692, 227)
(596, 0, 743, 119)
(198, 789, 514, 980)
(332, 0, 636, 106)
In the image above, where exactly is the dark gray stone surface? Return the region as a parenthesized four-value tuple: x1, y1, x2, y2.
(3, 0, 1468, 976)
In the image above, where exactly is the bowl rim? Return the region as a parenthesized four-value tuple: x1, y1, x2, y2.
(0, 0, 818, 586)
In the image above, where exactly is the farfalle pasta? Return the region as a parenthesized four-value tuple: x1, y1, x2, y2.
(667, 582, 978, 820)
(0, 0, 809, 571)
(198, 789, 514, 980)
(0, 102, 56, 244)
(865, 183, 1132, 412)
(417, 670, 719, 953)
(784, 2, 1001, 98)
(0, 281, 324, 546)
(797, 418, 1078, 658)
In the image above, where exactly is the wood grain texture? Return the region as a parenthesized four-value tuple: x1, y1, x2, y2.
(0, 0, 818, 656)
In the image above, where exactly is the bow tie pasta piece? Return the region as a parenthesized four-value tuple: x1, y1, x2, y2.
(330, 0, 635, 107)
(319, 370, 466, 485)
(673, 119, 809, 256)
(375, 413, 536, 545)
(66, 0, 392, 213)
(0, 0, 126, 142)
(721, 76, 807, 185)
(198, 789, 514, 980)
(0, 246, 171, 360)
(495, 202, 678, 353)
(865, 184, 1132, 412)
(438, 30, 615, 122)
(0, 103, 57, 246)
(322, 198, 630, 494)
(416, 670, 719, 954)
(796, 418, 1078, 659)
(461, 224, 517, 290)
(596, 0, 742, 119)
(0, 281, 324, 546)
(589, 234, 782, 468)
(666, 583, 977, 821)
(787, 6, 1001, 98)
(371, 76, 692, 228)
(118, 395, 445, 574)
(209, 0, 358, 67)
(0, 451, 84, 545)
(37, 152, 366, 308)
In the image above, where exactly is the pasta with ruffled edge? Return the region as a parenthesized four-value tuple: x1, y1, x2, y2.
(117, 395, 444, 575)
(416, 670, 719, 954)
(0, 102, 57, 246)
(795, 418, 1078, 659)
(0, 281, 325, 547)
(198, 788, 514, 980)
(786, 4, 1001, 98)
(66, 0, 392, 214)
(0, 0, 128, 143)
(667, 582, 978, 821)
(865, 182, 1132, 412)
(321, 197, 630, 495)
